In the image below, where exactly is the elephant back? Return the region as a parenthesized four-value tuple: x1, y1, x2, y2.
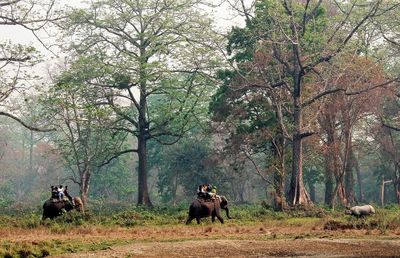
(42, 199, 67, 219)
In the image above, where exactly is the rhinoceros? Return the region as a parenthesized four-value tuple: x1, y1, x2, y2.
(345, 205, 375, 217)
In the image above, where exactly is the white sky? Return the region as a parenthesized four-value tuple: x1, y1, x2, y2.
(0, 0, 253, 115)
(0, 0, 250, 57)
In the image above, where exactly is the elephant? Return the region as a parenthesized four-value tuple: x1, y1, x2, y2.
(186, 195, 231, 224)
(42, 196, 83, 220)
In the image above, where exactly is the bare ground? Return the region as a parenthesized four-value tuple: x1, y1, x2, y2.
(3, 222, 400, 257)
(56, 238, 400, 258)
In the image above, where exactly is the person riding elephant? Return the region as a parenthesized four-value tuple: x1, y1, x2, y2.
(187, 184, 231, 224)
(197, 183, 217, 199)
(42, 185, 84, 220)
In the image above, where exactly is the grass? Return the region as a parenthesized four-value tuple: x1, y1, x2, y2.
(0, 203, 399, 257)
(0, 239, 130, 258)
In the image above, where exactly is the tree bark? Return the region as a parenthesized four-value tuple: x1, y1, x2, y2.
(394, 165, 400, 205)
(137, 125, 152, 207)
(345, 148, 356, 205)
(353, 152, 365, 203)
(288, 81, 311, 206)
(80, 168, 91, 206)
(136, 44, 153, 207)
(395, 180, 400, 205)
(324, 171, 334, 205)
(273, 170, 286, 211)
(272, 134, 287, 211)
(321, 109, 336, 206)
(309, 182, 316, 203)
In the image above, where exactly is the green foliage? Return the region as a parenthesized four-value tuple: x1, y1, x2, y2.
(0, 182, 14, 210)
(90, 158, 135, 202)
(148, 136, 226, 203)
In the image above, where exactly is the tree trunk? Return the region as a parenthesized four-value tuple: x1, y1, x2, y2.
(345, 148, 356, 205)
(172, 170, 178, 206)
(323, 138, 335, 205)
(323, 115, 335, 205)
(353, 152, 365, 203)
(80, 168, 91, 206)
(288, 77, 311, 206)
(324, 171, 334, 205)
(272, 135, 287, 211)
(309, 182, 316, 203)
(331, 117, 352, 209)
(136, 45, 153, 207)
(393, 165, 400, 204)
(273, 171, 286, 211)
(330, 154, 348, 208)
(395, 180, 400, 205)
(29, 131, 34, 175)
(137, 131, 152, 207)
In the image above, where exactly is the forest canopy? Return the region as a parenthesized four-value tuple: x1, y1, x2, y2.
(1, 0, 400, 210)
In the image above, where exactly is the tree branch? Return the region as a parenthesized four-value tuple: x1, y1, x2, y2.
(0, 111, 55, 132)
(99, 148, 137, 167)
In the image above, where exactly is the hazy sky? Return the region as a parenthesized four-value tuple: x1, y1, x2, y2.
(0, 0, 251, 82)
(0, 0, 249, 54)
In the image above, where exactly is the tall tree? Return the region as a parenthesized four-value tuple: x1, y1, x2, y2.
(317, 55, 388, 207)
(40, 59, 127, 205)
(210, 63, 291, 210)
(217, 0, 393, 207)
(63, 0, 222, 206)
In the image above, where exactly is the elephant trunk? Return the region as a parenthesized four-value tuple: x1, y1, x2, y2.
(224, 207, 231, 219)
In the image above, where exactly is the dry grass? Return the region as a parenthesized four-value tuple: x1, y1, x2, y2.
(1, 206, 400, 257)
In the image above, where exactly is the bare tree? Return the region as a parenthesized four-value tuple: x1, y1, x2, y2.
(0, 0, 59, 131)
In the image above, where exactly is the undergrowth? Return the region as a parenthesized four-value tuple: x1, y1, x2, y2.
(1, 202, 398, 229)
(0, 239, 129, 258)
(0, 203, 399, 257)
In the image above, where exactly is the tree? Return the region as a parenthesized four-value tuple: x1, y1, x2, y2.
(374, 97, 400, 204)
(63, 0, 222, 206)
(39, 58, 127, 205)
(216, 0, 395, 207)
(210, 64, 291, 210)
(317, 55, 388, 207)
(149, 135, 223, 205)
(0, 0, 59, 131)
(0, 116, 62, 205)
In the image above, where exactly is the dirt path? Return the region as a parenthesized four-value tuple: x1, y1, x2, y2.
(53, 238, 400, 257)
(3, 221, 400, 257)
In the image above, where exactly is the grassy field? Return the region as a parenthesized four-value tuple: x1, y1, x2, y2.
(1, 204, 400, 257)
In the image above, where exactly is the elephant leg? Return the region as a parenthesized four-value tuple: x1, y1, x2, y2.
(216, 212, 224, 224)
(196, 217, 201, 224)
(212, 214, 216, 222)
(186, 216, 194, 225)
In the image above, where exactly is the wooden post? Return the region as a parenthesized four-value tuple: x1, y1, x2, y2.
(381, 176, 393, 207)
(381, 176, 385, 207)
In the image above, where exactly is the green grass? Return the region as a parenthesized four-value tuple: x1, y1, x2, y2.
(0, 203, 399, 257)
(0, 239, 131, 258)
(1, 203, 399, 229)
